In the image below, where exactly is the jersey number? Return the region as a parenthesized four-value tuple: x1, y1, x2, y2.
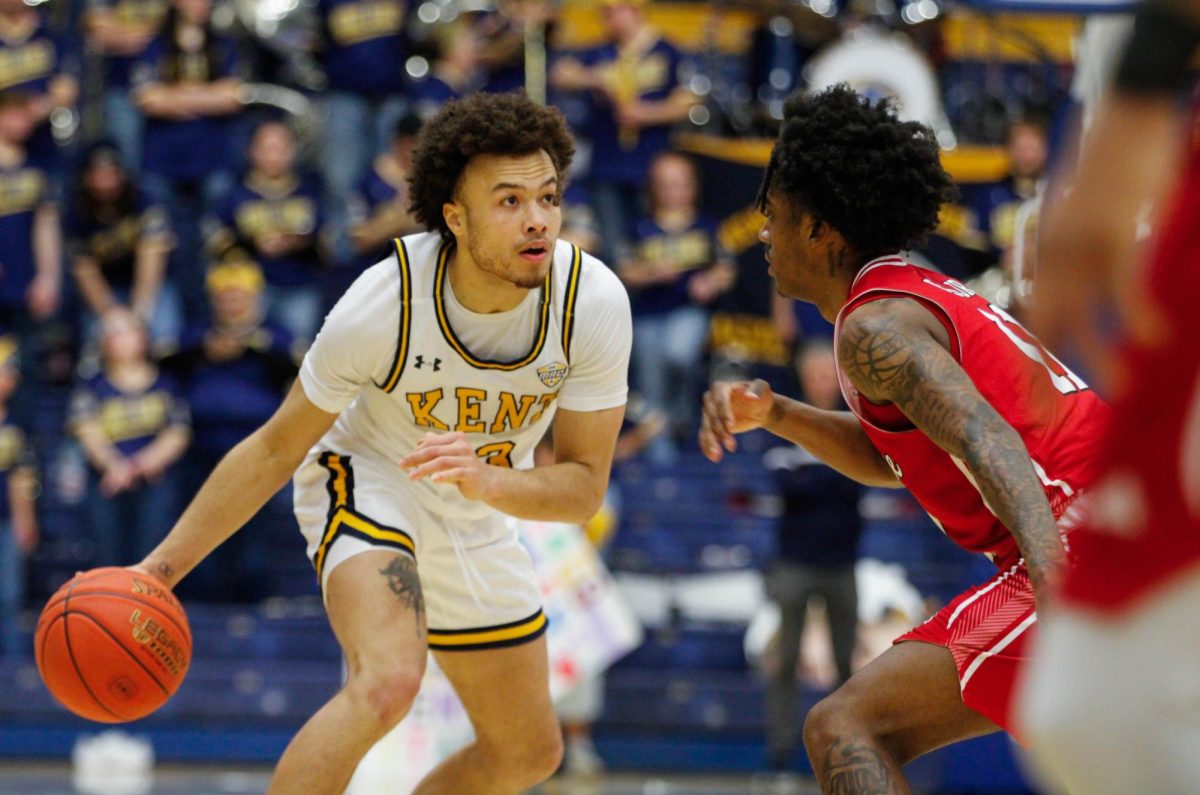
(475, 441, 515, 468)
(978, 303, 1088, 395)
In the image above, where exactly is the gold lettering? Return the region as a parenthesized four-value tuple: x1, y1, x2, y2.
(406, 389, 449, 430)
(528, 393, 558, 425)
(455, 387, 487, 433)
(489, 392, 538, 434)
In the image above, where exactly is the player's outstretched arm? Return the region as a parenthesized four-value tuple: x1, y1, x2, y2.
(698, 380, 900, 488)
(133, 380, 339, 588)
(839, 298, 1064, 609)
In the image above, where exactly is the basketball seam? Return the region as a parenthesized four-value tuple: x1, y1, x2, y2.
(43, 591, 191, 642)
(61, 580, 123, 722)
(65, 610, 174, 699)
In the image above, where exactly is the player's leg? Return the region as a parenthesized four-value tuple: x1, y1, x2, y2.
(803, 640, 1000, 794)
(413, 635, 563, 795)
(267, 550, 428, 795)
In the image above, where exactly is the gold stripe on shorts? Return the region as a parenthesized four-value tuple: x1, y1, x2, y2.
(427, 609, 548, 651)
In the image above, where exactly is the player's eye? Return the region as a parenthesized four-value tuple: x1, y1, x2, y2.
(502, 195, 518, 207)
(542, 194, 556, 204)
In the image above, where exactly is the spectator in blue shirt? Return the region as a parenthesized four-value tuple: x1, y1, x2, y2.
(344, 113, 421, 270)
(0, 91, 62, 375)
(0, 336, 36, 660)
(550, 0, 696, 265)
(70, 307, 190, 568)
(0, 0, 79, 172)
(409, 19, 480, 120)
(83, 0, 169, 172)
(619, 151, 732, 459)
(316, 0, 408, 255)
(132, 0, 243, 325)
(67, 142, 179, 347)
(161, 258, 297, 602)
(207, 120, 327, 341)
(475, 0, 558, 96)
(760, 339, 862, 771)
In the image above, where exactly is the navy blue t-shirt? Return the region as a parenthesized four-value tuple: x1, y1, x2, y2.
(211, 175, 326, 288)
(318, 0, 407, 97)
(764, 444, 862, 568)
(66, 192, 171, 290)
(580, 38, 684, 186)
(409, 73, 465, 119)
(167, 322, 296, 458)
(70, 369, 191, 459)
(629, 214, 723, 316)
(0, 158, 52, 309)
(88, 0, 170, 89)
(0, 15, 77, 167)
(346, 160, 404, 271)
(133, 33, 239, 180)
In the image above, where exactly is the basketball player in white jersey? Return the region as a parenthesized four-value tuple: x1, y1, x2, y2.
(132, 92, 632, 794)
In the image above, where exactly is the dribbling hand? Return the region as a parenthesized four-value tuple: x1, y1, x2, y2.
(698, 379, 776, 462)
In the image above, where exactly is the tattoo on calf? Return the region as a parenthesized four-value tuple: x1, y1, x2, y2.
(379, 556, 427, 638)
(822, 741, 896, 795)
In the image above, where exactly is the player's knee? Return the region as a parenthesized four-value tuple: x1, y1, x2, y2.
(484, 721, 564, 787)
(346, 663, 424, 730)
(802, 694, 854, 757)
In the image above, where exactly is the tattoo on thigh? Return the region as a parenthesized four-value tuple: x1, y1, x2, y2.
(822, 741, 895, 795)
(379, 556, 426, 638)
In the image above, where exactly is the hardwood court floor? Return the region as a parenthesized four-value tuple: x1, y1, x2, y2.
(0, 763, 819, 795)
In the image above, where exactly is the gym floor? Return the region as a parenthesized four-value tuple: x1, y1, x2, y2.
(0, 763, 820, 795)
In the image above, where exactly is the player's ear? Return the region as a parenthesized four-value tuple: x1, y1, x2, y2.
(808, 216, 825, 240)
(443, 201, 464, 237)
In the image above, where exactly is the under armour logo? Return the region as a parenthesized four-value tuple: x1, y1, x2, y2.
(414, 355, 442, 371)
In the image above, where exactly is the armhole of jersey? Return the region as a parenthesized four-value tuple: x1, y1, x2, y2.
(561, 244, 583, 364)
(839, 288, 963, 434)
(845, 288, 963, 363)
(378, 238, 412, 393)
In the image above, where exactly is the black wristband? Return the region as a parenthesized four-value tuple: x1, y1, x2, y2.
(1114, 1, 1200, 96)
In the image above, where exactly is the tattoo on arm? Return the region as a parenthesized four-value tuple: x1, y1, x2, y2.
(821, 741, 897, 795)
(379, 555, 427, 638)
(838, 303, 1064, 597)
(156, 562, 174, 581)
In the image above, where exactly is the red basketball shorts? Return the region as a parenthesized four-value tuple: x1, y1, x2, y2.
(896, 562, 1035, 738)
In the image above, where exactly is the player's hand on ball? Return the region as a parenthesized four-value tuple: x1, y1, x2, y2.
(400, 432, 496, 502)
(699, 379, 776, 462)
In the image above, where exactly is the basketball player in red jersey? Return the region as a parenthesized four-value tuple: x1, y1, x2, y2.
(699, 85, 1109, 793)
(1020, 2, 1200, 791)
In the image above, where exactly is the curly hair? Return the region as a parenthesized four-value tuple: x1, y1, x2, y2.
(758, 84, 957, 255)
(409, 92, 576, 240)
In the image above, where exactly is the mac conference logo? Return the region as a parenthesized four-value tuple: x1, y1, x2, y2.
(537, 362, 568, 388)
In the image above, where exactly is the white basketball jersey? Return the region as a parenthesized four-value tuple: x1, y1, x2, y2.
(300, 231, 630, 521)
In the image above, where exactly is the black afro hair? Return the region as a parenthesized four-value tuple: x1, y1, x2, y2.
(759, 84, 958, 255)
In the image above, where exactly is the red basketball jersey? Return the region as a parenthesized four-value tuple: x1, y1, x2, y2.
(1060, 145, 1200, 611)
(834, 258, 1110, 569)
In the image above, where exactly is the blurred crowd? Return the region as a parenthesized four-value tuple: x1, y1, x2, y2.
(0, 0, 1058, 657)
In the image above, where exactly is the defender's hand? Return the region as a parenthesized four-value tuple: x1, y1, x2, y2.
(698, 379, 776, 462)
(400, 432, 497, 502)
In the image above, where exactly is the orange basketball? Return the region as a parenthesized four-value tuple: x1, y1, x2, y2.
(34, 567, 192, 723)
